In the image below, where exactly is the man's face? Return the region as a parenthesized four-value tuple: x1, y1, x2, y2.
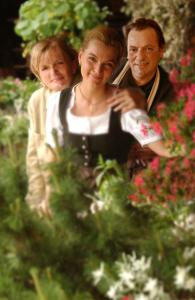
(127, 27, 164, 85)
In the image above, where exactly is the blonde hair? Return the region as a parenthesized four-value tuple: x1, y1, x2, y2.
(82, 25, 125, 61)
(30, 36, 77, 79)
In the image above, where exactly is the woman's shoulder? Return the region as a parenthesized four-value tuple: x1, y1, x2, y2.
(28, 87, 51, 107)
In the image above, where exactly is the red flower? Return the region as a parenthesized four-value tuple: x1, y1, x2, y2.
(156, 103, 166, 118)
(169, 67, 179, 84)
(134, 175, 144, 186)
(149, 157, 160, 172)
(192, 131, 195, 142)
(152, 121, 163, 135)
(183, 158, 190, 168)
(128, 194, 139, 203)
(189, 149, 195, 158)
(184, 98, 195, 121)
(122, 296, 133, 300)
(180, 50, 192, 66)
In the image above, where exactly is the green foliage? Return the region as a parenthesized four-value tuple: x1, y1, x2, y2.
(0, 77, 39, 111)
(15, 0, 110, 55)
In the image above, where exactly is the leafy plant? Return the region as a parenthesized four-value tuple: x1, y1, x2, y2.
(0, 77, 39, 111)
(15, 0, 110, 55)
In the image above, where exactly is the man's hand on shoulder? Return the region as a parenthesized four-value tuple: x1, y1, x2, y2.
(107, 87, 146, 113)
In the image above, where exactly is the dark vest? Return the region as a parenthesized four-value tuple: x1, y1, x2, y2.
(59, 88, 135, 167)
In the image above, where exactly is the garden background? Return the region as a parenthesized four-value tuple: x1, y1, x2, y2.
(0, 1, 195, 299)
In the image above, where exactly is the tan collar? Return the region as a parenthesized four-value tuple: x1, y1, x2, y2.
(147, 67, 160, 112)
(113, 62, 160, 112)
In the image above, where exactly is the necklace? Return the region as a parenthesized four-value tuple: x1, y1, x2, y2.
(78, 84, 105, 114)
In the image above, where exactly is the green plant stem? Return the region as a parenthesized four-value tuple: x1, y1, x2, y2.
(30, 268, 48, 300)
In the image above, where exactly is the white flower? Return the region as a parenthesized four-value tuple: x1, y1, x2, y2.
(119, 269, 135, 289)
(175, 266, 192, 288)
(90, 200, 104, 214)
(144, 277, 158, 293)
(134, 293, 148, 300)
(92, 263, 105, 285)
(76, 210, 88, 219)
(183, 247, 195, 261)
(185, 277, 195, 290)
(174, 213, 195, 232)
(106, 282, 120, 299)
(185, 214, 195, 230)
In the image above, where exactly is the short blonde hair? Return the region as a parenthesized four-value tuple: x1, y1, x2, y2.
(30, 36, 77, 79)
(81, 25, 125, 61)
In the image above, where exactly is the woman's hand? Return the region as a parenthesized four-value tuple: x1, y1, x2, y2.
(107, 87, 146, 113)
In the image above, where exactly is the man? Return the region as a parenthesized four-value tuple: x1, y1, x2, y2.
(109, 18, 175, 176)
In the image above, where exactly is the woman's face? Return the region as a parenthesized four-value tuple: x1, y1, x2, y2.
(38, 46, 75, 91)
(78, 39, 117, 87)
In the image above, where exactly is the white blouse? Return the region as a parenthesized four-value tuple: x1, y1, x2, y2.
(45, 87, 162, 149)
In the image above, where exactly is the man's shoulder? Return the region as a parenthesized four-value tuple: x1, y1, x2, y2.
(150, 65, 175, 112)
(158, 65, 170, 81)
(158, 65, 174, 96)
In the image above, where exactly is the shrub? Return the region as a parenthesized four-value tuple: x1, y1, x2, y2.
(15, 0, 110, 55)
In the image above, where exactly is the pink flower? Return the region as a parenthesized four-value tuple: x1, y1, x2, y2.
(169, 68, 179, 84)
(134, 175, 144, 186)
(149, 157, 160, 172)
(189, 149, 195, 158)
(186, 84, 195, 101)
(165, 165, 171, 175)
(192, 131, 195, 142)
(184, 99, 195, 121)
(128, 194, 139, 203)
(122, 296, 133, 300)
(152, 121, 163, 135)
(169, 124, 178, 134)
(14, 78, 22, 86)
(183, 158, 190, 168)
(180, 50, 192, 66)
(141, 124, 148, 136)
(156, 103, 166, 118)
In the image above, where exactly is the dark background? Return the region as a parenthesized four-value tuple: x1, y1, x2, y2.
(0, 0, 128, 79)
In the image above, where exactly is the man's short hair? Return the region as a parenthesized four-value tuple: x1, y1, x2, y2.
(124, 18, 165, 48)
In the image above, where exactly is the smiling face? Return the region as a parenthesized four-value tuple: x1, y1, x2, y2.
(78, 39, 118, 87)
(38, 46, 75, 91)
(127, 27, 164, 85)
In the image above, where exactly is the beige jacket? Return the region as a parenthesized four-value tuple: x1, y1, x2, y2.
(25, 87, 53, 208)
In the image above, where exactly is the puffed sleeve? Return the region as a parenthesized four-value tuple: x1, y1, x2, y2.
(121, 109, 162, 146)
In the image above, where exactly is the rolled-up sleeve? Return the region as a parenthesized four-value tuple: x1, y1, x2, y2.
(121, 109, 162, 146)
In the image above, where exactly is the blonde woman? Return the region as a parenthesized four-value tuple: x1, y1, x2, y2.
(26, 36, 78, 215)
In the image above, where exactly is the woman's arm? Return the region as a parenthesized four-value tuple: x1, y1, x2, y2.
(121, 109, 185, 158)
(26, 95, 46, 209)
(146, 140, 185, 157)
